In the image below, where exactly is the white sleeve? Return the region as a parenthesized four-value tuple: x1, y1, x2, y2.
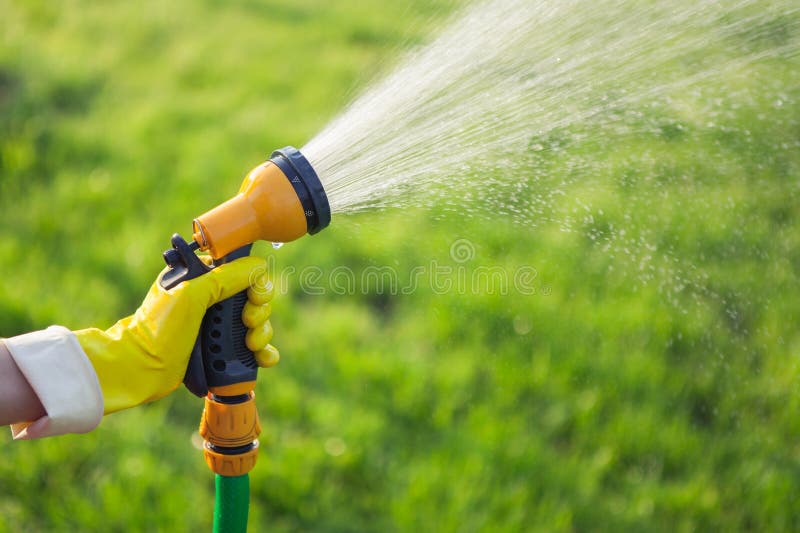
(4, 326, 103, 440)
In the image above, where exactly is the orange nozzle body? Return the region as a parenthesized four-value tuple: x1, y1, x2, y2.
(193, 161, 306, 258)
(192, 147, 330, 259)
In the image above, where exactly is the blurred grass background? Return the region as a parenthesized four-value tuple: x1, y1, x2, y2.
(1, 0, 799, 531)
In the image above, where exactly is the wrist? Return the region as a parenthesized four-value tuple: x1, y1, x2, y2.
(0, 340, 45, 425)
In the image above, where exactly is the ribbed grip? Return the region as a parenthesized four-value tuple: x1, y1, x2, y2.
(200, 289, 258, 388)
(197, 243, 257, 389)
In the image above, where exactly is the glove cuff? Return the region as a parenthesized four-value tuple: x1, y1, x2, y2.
(4, 326, 103, 440)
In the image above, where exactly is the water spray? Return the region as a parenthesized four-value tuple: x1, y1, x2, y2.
(160, 147, 329, 532)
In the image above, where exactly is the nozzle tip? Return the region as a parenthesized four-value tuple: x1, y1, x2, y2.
(270, 146, 331, 235)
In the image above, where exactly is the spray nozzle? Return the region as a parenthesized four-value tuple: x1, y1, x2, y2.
(191, 146, 330, 259)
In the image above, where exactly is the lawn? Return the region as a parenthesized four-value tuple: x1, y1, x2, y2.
(1, 1, 798, 531)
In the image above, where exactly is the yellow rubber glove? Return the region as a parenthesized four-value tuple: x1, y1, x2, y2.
(75, 256, 278, 414)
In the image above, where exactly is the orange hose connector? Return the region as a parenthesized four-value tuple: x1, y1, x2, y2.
(199, 389, 261, 476)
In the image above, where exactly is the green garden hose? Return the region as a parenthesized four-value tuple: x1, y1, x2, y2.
(214, 474, 250, 533)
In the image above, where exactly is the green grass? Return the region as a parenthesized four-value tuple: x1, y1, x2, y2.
(1, 1, 799, 531)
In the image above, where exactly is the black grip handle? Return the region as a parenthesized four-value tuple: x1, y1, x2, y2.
(199, 283, 258, 390)
(161, 234, 257, 397)
(193, 243, 256, 396)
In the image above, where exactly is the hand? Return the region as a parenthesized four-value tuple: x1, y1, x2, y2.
(76, 256, 278, 414)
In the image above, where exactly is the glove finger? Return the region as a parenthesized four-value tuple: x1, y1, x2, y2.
(203, 256, 267, 304)
(254, 344, 280, 368)
(198, 255, 215, 267)
(242, 301, 272, 328)
(247, 276, 274, 305)
(246, 320, 274, 352)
